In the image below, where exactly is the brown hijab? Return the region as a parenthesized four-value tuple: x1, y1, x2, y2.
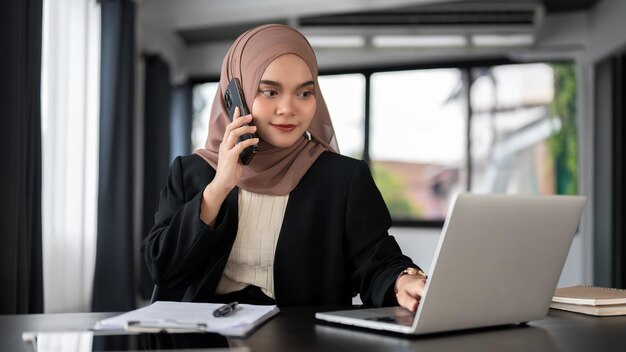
(195, 24, 339, 196)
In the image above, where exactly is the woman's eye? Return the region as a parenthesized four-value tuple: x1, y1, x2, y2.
(299, 90, 314, 98)
(259, 89, 278, 97)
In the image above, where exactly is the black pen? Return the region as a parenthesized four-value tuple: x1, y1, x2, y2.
(213, 301, 239, 317)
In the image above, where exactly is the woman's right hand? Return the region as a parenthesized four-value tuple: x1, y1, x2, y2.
(201, 107, 259, 227)
(212, 107, 258, 194)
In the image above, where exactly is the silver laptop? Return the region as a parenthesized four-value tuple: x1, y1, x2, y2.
(316, 194, 586, 335)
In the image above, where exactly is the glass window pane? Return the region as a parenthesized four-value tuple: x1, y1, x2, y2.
(318, 74, 365, 158)
(470, 63, 578, 195)
(370, 69, 467, 221)
(191, 82, 219, 152)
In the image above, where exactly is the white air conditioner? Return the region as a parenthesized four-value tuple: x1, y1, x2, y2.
(299, 1, 544, 48)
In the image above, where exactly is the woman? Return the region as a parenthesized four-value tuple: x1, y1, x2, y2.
(142, 24, 426, 311)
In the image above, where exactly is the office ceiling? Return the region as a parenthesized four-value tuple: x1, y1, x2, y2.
(136, 0, 601, 47)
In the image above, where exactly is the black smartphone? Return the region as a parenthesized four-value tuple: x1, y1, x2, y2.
(224, 78, 258, 165)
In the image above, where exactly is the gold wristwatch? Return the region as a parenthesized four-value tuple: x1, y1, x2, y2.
(395, 267, 428, 294)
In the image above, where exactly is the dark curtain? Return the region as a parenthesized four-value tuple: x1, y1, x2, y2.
(594, 50, 626, 289)
(170, 84, 193, 159)
(92, 0, 137, 312)
(140, 60, 193, 301)
(140, 55, 173, 300)
(0, 0, 44, 314)
(593, 57, 614, 288)
(613, 52, 626, 288)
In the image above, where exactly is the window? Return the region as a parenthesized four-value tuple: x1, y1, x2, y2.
(469, 63, 578, 196)
(191, 61, 578, 226)
(318, 74, 365, 158)
(191, 82, 218, 151)
(370, 69, 466, 221)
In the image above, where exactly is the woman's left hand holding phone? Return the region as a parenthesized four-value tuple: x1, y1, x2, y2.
(200, 107, 259, 227)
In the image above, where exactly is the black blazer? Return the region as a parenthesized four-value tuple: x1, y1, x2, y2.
(142, 151, 418, 307)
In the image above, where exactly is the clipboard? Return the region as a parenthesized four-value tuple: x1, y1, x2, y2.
(125, 320, 208, 333)
(93, 301, 279, 337)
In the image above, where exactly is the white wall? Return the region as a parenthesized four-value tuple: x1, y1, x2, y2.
(136, 19, 187, 83)
(393, 228, 439, 273)
(587, 0, 626, 62)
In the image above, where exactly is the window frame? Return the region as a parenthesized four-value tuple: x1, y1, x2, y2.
(190, 57, 575, 228)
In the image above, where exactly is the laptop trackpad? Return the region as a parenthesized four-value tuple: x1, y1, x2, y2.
(361, 307, 415, 327)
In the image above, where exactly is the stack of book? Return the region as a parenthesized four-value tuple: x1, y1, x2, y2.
(550, 285, 626, 316)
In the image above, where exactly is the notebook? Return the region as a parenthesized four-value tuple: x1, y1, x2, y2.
(550, 285, 626, 316)
(549, 302, 626, 316)
(552, 285, 626, 305)
(316, 194, 586, 335)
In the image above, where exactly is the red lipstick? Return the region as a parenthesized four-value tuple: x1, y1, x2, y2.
(271, 124, 296, 132)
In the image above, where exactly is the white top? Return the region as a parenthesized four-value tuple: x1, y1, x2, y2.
(215, 189, 289, 298)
